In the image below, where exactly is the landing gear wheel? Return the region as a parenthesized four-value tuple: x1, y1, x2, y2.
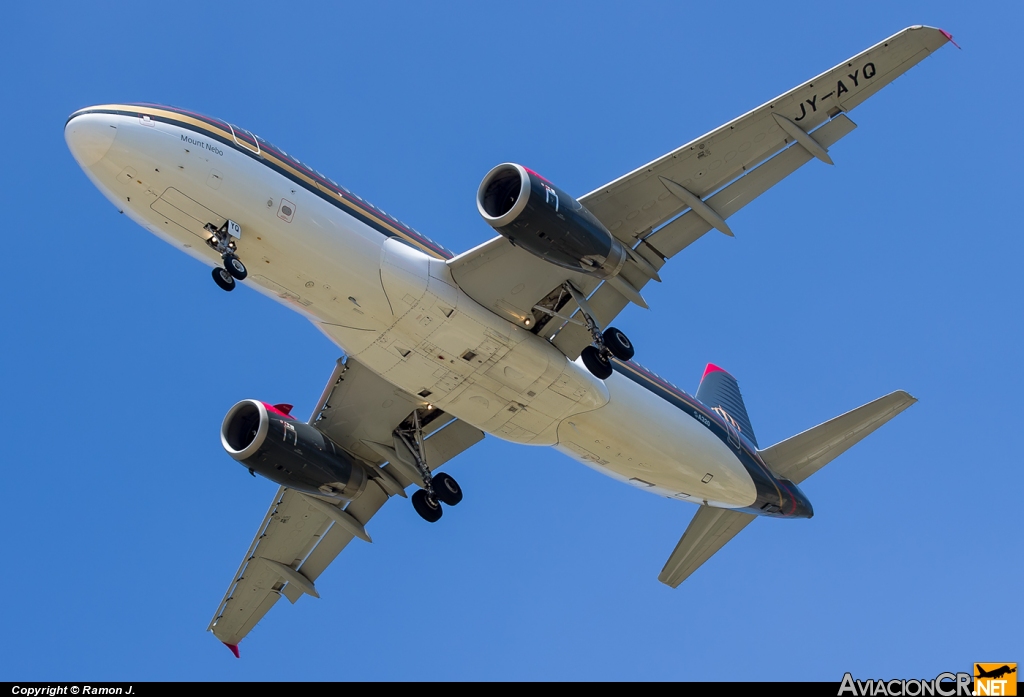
(603, 326, 634, 361)
(212, 267, 236, 292)
(581, 345, 612, 379)
(432, 472, 463, 506)
(412, 489, 443, 522)
(224, 254, 248, 280)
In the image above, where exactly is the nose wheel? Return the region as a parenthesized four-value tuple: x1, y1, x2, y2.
(212, 267, 236, 292)
(205, 220, 247, 291)
(224, 254, 248, 280)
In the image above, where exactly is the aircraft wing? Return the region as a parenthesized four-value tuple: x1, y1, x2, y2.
(449, 26, 952, 360)
(658, 506, 757, 588)
(207, 357, 484, 652)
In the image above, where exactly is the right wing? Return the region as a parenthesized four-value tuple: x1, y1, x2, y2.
(207, 356, 484, 653)
(577, 26, 952, 244)
(449, 26, 952, 360)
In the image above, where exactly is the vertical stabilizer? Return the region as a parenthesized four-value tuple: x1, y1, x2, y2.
(695, 364, 758, 447)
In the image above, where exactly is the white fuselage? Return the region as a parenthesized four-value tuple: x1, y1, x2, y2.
(66, 108, 758, 509)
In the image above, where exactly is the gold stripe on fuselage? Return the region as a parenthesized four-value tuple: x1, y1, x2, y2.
(80, 104, 446, 259)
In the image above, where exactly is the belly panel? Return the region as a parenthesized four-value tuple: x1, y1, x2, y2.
(555, 368, 757, 507)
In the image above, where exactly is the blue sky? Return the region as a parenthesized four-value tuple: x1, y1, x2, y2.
(1, 0, 1020, 682)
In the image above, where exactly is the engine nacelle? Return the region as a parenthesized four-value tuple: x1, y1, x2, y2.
(221, 400, 368, 500)
(477, 163, 627, 279)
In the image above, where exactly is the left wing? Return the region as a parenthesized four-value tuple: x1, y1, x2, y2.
(449, 26, 952, 358)
(208, 357, 484, 653)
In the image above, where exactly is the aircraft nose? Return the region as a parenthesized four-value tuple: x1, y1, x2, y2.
(65, 111, 117, 168)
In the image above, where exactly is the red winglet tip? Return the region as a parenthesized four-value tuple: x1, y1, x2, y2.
(938, 29, 961, 49)
(224, 642, 240, 658)
(701, 363, 727, 381)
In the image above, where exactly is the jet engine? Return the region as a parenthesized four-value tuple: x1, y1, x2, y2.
(220, 400, 368, 500)
(477, 163, 628, 279)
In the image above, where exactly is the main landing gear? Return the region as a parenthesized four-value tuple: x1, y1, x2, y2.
(206, 220, 248, 292)
(563, 282, 635, 380)
(395, 412, 463, 523)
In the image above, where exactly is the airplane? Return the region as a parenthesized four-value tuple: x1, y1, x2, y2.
(65, 26, 953, 657)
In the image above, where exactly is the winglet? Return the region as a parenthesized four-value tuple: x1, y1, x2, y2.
(223, 642, 240, 658)
(938, 29, 960, 49)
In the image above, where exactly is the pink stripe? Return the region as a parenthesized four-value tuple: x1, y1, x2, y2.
(263, 402, 295, 420)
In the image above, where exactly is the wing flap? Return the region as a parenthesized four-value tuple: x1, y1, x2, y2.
(210, 486, 333, 645)
(645, 113, 856, 259)
(658, 506, 756, 588)
(279, 484, 390, 603)
(759, 390, 917, 485)
(551, 113, 857, 359)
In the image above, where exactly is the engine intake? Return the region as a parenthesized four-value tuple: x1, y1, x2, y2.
(477, 163, 627, 279)
(221, 400, 367, 500)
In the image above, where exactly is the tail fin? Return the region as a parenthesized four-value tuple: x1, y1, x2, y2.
(758, 391, 917, 484)
(695, 364, 758, 447)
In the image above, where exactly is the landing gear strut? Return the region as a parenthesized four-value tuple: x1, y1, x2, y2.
(205, 220, 247, 291)
(394, 411, 463, 523)
(563, 282, 635, 380)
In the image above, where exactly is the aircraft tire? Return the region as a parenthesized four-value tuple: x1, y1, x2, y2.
(603, 327, 634, 361)
(213, 267, 236, 292)
(432, 472, 463, 506)
(224, 254, 248, 280)
(581, 345, 613, 380)
(412, 489, 443, 523)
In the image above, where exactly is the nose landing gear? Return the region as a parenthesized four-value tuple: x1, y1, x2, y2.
(212, 267, 236, 292)
(205, 220, 247, 291)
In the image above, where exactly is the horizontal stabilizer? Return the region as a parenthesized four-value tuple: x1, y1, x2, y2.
(659, 390, 916, 588)
(658, 506, 756, 588)
(758, 390, 917, 485)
